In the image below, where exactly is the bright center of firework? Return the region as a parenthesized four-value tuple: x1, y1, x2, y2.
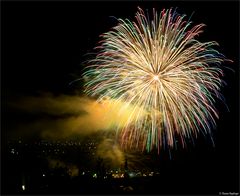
(153, 75, 159, 81)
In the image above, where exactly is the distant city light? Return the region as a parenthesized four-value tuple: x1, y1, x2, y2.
(22, 185, 25, 191)
(129, 172, 135, 178)
(112, 173, 124, 178)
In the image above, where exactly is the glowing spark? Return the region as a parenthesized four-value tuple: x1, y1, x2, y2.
(83, 7, 229, 153)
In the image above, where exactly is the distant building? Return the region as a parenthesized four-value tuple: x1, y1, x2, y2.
(124, 159, 129, 179)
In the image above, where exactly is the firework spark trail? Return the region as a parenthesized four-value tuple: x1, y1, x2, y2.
(83, 7, 229, 153)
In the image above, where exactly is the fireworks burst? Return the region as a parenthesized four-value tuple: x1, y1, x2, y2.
(83, 7, 229, 153)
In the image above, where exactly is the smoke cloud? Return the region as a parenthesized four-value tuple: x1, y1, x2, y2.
(7, 93, 145, 140)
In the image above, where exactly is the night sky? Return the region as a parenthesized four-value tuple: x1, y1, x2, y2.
(1, 1, 239, 195)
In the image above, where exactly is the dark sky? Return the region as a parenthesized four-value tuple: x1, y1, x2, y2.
(2, 1, 239, 94)
(1, 1, 239, 194)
